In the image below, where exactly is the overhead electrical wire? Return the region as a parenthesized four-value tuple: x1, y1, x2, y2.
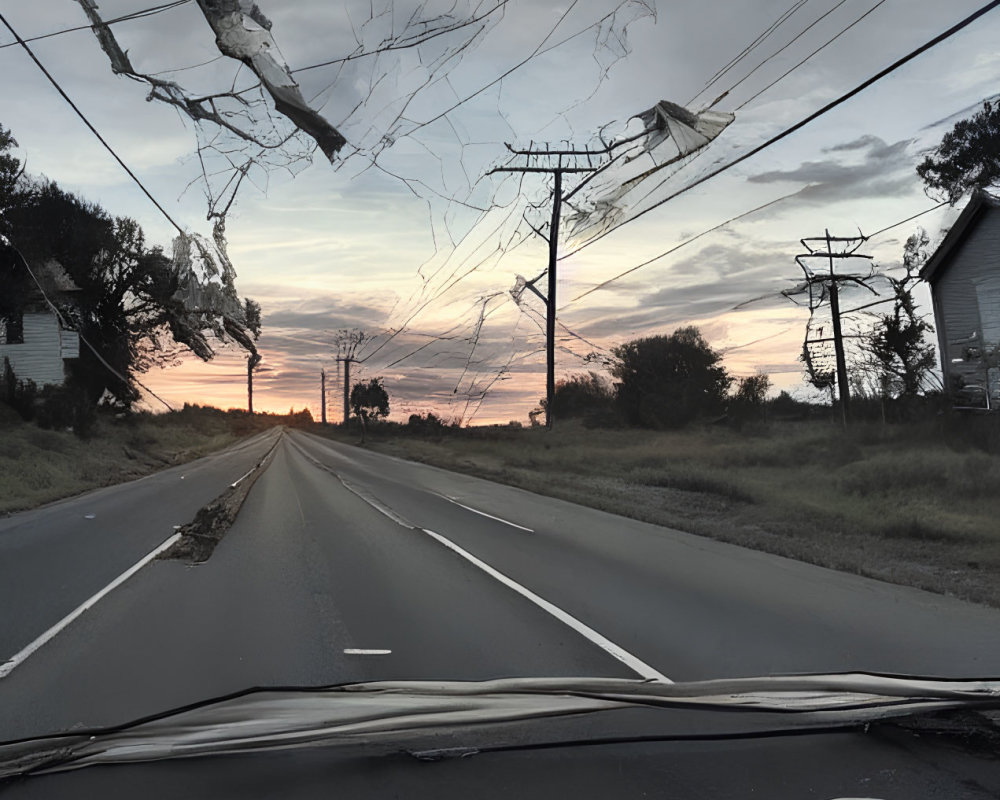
(689, 0, 810, 107)
(560, 0, 1000, 264)
(0, 12, 186, 236)
(563, 188, 803, 308)
(366, 1, 997, 410)
(728, 198, 953, 313)
(734, 0, 890, 111)
(565, 194, 955, 309)
(0, 1, 191, 50)
(570, 193, 953, 314)
(7, 4, 979, 413)
(703, 0, 853, 109)
(867, 200, 950, 238)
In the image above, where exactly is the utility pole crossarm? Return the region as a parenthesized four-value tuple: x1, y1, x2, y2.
(489, 166, 597, 174)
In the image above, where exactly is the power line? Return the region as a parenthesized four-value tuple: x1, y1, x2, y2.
(704, 0, 853, 109)
(561, 0, 1000, 260)
(0, 1, 191, 50)
(729, 200, 952, 313)
(564, 188, 801, 307)
(868, 200, 950, 238)
(735, 0, 889, 111)
(690, 0, 809, 107)
(0, 12, 187, 237)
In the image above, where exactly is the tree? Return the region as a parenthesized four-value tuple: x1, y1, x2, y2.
(610, 327, 732, 429)
(858, 230, 937, 414)
(917, 100, 1000, 203)
(350, 377, 390, 442)
(0, 123, 23, 214)
(729, 373, 772, 426)
(0, 125, 30, 319)
(546, 372, 615, 420)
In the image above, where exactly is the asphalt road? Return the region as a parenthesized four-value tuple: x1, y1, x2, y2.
(2, 427, 1000, 742)
(0, 428, 279, 670)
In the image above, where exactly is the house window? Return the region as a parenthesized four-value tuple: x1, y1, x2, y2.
(0, 313, 24, 344)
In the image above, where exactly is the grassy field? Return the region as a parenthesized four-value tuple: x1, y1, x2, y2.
(0, 404, 280, 515)
(317, 416, 1000, 608)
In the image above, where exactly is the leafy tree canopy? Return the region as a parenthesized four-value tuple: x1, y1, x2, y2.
(610, 327, 732, 429)
(917, 99, 1000, 203)
(350, 377, 390, 423)
(546, 372, 615, 420)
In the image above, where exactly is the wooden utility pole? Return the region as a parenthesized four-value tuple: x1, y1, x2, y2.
(320, 368, 327, 424)
(336, 356, 358, 425)
(825, 230, 851, 425)
(545, 169, 562, 429)
(796, 231, 873, 426)
(246, 352, 261, 414)
(333, 329, 368, 427)
(490, 144, 607, 428)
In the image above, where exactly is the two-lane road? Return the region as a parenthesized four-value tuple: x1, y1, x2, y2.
(1, 428, 999, 741)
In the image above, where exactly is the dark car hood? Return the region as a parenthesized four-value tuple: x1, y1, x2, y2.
(2, 672, 999, 779)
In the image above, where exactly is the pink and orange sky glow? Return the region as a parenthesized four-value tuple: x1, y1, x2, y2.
(3, 1, 997, 424)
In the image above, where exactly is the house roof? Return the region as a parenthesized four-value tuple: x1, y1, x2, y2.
(920, 189, 1000, 284)
(34, 259, 80, 294)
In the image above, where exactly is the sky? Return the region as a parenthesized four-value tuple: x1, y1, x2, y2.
(1, 0, 998, 424)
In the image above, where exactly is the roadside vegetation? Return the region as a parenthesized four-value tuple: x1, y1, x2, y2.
(0, 404, 295, 515)
(317, 407, 1000, 608)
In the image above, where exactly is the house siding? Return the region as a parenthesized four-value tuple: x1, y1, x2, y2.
(933, 206, 1000, 402)
(0, 312, 73, 386)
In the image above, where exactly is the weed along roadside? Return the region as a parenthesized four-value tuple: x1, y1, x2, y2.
(0, 405, 301, 516)
(312, 416, 1000, 609)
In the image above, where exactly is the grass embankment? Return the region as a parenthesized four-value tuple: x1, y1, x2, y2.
(0, 404, 279, 515)
(317, 417, 1000, 608)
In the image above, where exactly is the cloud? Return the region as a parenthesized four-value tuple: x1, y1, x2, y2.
(571, 240, 798, 340)
(746, 136, 916, 204)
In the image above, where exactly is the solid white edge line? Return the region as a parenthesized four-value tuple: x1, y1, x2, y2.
(441, 496, 534, 533)
(0, 532, 183, 680)
(420, 528, 671, 684)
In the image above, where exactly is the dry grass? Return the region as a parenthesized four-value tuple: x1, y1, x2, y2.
(0, 405, 277, 515)
(322, 418, 1000, 608)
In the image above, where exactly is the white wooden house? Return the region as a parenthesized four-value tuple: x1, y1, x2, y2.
(920, 190, 1000, 408)
(0, 260, 80, 387)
